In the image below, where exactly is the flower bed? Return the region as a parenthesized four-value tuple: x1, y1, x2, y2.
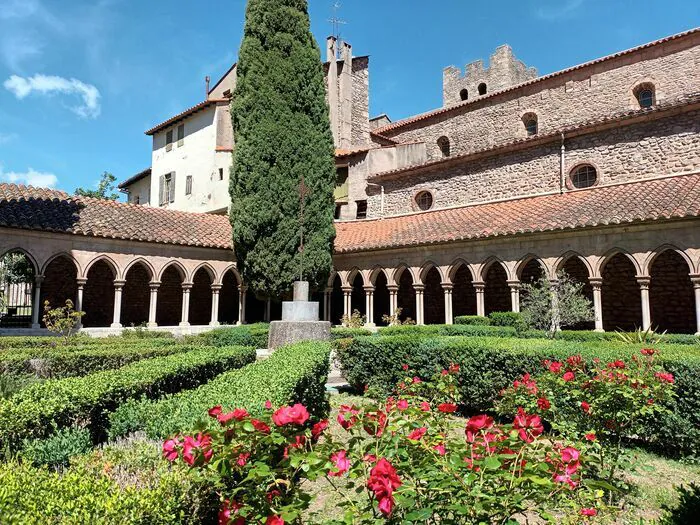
(0, 345, 256, 454)
(108, 341, 331, 440)
(336, 335, 700, 455)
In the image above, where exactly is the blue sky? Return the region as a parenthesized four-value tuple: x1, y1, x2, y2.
(0, 0, 698, 195)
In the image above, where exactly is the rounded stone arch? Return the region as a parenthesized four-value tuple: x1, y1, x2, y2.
(343, 267, 366, 288)
(0, 247, 39, 275)
(326, 270, 338, 290)
(596, 248, 642, 278)
(447, 258, 476, 282)
(123, 257, 156, 282)
(83, 254, 119, 280)
(189, 262, 216, 284)
(0, 247, 38, 328)
(41, 252, 82, 279)
(642, 244, 693, 276)
(388, 263, 415, 287)
(218, 264, 242, 287)
(420, 261, 445, 324)
(515, 254, 547, 281)
(418, 260, 445, 284)
(368, 265, 390, 286)
(478, 256, 510, 282)
(157, 260, 187, 282)
(555, 251, 594, 277)
(481, 256, 510, 315)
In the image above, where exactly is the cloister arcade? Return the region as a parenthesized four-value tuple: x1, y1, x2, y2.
(326, 245, 700, 335)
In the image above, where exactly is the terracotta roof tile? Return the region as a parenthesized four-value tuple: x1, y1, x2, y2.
(374, 27, 700, 135)
(334, 174, 700, 253)
(145, 99, 229, 136)
(0, 184, 233, 249)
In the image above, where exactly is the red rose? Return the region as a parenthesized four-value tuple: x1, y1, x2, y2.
(581, 401, 591, 413)
(237, 452, 250, 467)
(272, 403, 309, 426)
(412, 376, 421, 383)
(438, 403, 457, 413)
(449, 363, 460, 373)
(562, 371, 575, 382)
(548, 361, 563, 373)
(567, 355, 583, 367)
(641, 348, 656, 356)
(407, 427, 427, 441)
(329, 449, 350, 477)
(251, 418, 271, 434)
(264, 400, 272, 409)
(465, 414, 494, 442)
(433, 443, 446, 455)
(218, 408, 249, 425)
(537, 397, 551, 410)
(513, 408, 543, 443)
(162, 437, 180, 462)
(363, 410, 388, 437)
(580, 508, 597, 517)
(208, 405, 223, 418)
(265, 516, 284, 525)
(337, 405, 359, 430)
(401, 364, 409, 371)
(420, 401, 431, 412)
(182, 433, 213, 466)
(218, 500, 243, 525)
(311, 419, 329, 440)
(397, 399, 409, 411)
(367, 458, 402, 517)
(584, 432, 596, 441)
(561, 446, 580, 463)
(655, 372, 674, 384)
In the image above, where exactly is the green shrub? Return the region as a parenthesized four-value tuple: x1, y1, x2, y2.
(331, 327, 374, 340)
(336, 335, 700, 454)
(0, 440, 214, 524)
(488, 311, 526, 330)
(0, 345, 256, 453)
(109, 341, 331, 440)
(454, 315, 490, 325)
(21, 427, 92, 467)
(0, 343, 187, 378)
(0, 373, 40, 399)
(0, 335, 176, 351)
(661, 483, 700, 525)
(184, 323, 269, 348)
(378, 324, 516, 338)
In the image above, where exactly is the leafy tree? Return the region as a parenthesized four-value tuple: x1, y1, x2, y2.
(42, 300, 84, 344)
(521, 271, 594, 338)
(229, 0, 336, 297)
(75, 171, 119, 200)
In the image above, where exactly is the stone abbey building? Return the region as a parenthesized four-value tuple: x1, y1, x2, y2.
(1, 28, 699, 334)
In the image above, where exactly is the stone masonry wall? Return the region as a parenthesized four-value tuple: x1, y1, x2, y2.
(387, 37, 699, 161)
(369, 111, 700, 218)
(352, 57, 371, 146)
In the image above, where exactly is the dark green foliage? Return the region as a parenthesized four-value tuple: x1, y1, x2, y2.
(74, 171, 119, 200)
(0, 343, 186, 378)
(378, 324, 516, 338)
(454, 315, 491, 325)
(488, 311, 527, 331)
(0, 346, 256, 453)
(21, 427, 92, 467)
(331, 327, 374, 340)
(0, 373, 40, 399)
(0, 335, 174, 350)
(109, 341, 331, 440)
(661, 483, 700, 525)
(0, 441, 213, 523)
(184, 323, 269, 348)
(229, 0, 336, 296)
(336, 335, 700, 454)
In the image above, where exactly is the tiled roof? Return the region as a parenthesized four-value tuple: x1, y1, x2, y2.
(374, 27, 700, 135)
(0, 184, 233, 249)
(118, 167, 151, 189)
(145, 99, 229, 136)
(333, 174, 700, 253)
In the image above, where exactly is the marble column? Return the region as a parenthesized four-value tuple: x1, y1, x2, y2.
(237, 285, 247, 325)
(75, 278, 87, 329)
(413, 284, 425, 325)
(364, 285, 375, 326)
(691, 275, 700, 336)
(387, 284, 398, 318)
(180, 283, 192, 327)
(589, 277, 604, 332)
(31, 275, 44, 329)
(442, 283, 453, 324)
(111, 280, 126, 328)
(341, 286, 352, 319)
(636, 276, 651, 331)
(507, 280, 520, 313)
(473, 281, 485, 317)
(210, 284, 222, 326)
(148, 281, 160, 327)
(323, 288, 332, 322)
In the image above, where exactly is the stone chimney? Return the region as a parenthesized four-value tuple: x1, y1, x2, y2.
(338, 41, 353, 149)
(326, 36, 340, 147)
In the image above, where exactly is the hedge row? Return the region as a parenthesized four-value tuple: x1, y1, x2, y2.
(0, 343, 189, 378)
(331, 327, 374, 339)
(336, 335, 700, 454)
(0, 335, 175, 350)
(377, 324, 517, 338)
(184, 323, 270, 348)
(109, 341, 331, 440)
(0, 345, 256, 453)
(0, 440, 214, 524)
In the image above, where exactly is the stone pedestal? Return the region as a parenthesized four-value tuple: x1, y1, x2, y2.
(267, 281, 331, 350)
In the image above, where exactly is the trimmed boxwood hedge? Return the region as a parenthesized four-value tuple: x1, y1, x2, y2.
(0, 345, 256, 453)
(184, 323, 270, 348)
(377, 324, 517, 338)
(454, 315, 490, 325)
(336, 335, 700, 455)
(0, 343, 188, 378)
(109, 341, 331, 440)
(331, 327, 374, 340)
(0, 335, 175, 351)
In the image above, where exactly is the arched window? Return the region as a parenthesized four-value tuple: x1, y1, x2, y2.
(634, 84, 655, 109)
(522, 113, 538, 136)
(570, 164, 598, 189)
(478, 83, 487, 95)
(437, 136, 450, 157)
(415, 191, 433, 211)
(459, 88, 469, 101)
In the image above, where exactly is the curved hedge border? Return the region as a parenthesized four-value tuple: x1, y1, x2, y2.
(109, 341, 331, 440)
(0, 345, 256, 453)
(336, 335, 700, 455)
(0, 335, 175, 351)
(0, 343, 188, 378)
(184, 323, 270, 349)
(377, 324, 517, 337)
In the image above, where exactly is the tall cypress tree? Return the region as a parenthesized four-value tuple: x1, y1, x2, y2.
(229, 0, 336, 298)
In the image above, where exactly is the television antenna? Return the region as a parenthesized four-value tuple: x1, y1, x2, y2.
(328, 1, 347, 56)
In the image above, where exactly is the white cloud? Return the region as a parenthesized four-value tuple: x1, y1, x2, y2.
(4, 74, 101, 118)
(0, 167, 58, 188)
(0, 34, 44, 71)
(0, 133, 18, 144)
(534, 0, 585, 20)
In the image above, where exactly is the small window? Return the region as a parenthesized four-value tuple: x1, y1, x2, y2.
(459, 88, 469, 101)
(478, 83, 487, 95)
(334, 203, 344, 220)
(523, 114, 538, 136)
(185, 175, 193, 195)
(165, 130, 173, 152)
(570, 165, 597, 189)
(177, 124, 185, 147)
(437, 136, 450, 157)
(637, 88, 654, 108)
(219, 168, 224, 181)
(160, 172, 176, 205)
(355, 200, 367, 219)
(415, 191, 433, 211)
(223, 89, 232, 98)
